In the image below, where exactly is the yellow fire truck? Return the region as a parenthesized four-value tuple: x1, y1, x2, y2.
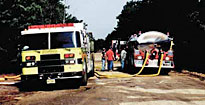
(20, 23, 94, 86)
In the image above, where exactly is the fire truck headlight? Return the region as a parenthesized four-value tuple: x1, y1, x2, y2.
(69, 60, 75, 64)
(65, 60, 75, 64)
(65, 60, 69, 64)
(165, 57, 170, 61)
(26, 62, 32, 66)
(32, 62, 35, 65)
(137, 56, 142, 60)
(26, 62, 35, 66)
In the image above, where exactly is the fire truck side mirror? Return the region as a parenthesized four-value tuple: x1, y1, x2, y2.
(22, 46, 29, 51)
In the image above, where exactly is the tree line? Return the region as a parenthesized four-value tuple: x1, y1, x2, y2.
(106, 0, 205, 73)
(0, 0, 82, 73)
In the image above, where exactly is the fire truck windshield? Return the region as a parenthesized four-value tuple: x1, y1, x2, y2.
(51, 32, 75, 49)
(21, 31, 79, 50)
(21, 33, 48, 50)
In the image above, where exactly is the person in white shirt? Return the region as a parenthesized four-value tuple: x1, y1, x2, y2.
(120, 47, 127, 70)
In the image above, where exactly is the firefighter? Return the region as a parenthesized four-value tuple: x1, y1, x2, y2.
(101, 48, 106, 71)
(106, 47, 115, 71)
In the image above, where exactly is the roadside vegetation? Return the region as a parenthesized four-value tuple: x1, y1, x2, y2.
(107, 0, 205, 73)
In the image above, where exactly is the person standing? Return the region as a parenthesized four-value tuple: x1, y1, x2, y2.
(120, 47, 127, 70)
(106, 47, 115, 71)
(112, 43, 116, 60)
(101, 48, 106, 71)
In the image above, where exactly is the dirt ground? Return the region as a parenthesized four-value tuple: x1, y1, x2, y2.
(1, 61, 205, 105)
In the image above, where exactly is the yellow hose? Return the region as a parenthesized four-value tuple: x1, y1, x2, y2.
(2, 75, 21, 81)
(134, 51, 149, 75)
(95, 71, 133, 78)
(4, 75, 21, 79)
(135, 52, 164, 77)
(170, 40, 174, 50)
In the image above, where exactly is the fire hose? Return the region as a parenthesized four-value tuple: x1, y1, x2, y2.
(1, 75, 21, 81)
(134, 51, 164, 77)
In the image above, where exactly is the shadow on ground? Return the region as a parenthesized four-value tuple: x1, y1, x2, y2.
(15, 79, 81, 92)
(113, 65, 171, 75)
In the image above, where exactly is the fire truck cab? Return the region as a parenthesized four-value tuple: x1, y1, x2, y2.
(20, 23, 94, 86)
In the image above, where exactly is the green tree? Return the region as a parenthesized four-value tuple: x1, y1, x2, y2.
(94, 39, 106, 52)
(0, 0, 82, 29)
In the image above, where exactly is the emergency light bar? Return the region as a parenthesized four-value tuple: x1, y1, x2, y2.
(22, 23, 85, 35)
(28, 23, 74, 29)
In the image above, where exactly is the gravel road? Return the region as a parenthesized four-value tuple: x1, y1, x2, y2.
(1, 61, 205, 105)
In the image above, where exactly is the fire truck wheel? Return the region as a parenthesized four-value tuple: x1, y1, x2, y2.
(81, 60, 88, 86)
(18, 81, 29, 91)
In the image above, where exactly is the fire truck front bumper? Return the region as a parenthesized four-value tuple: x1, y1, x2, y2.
(21, 71, 83, 82)
(134, 60, 175, 68)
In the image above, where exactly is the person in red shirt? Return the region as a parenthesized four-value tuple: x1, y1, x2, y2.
(106, 47, 115, 71)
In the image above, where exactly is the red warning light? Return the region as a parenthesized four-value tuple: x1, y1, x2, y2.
(28, 23, 74, 29)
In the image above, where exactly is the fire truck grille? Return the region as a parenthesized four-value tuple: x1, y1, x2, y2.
(38, 66, 64, 73)
(41, 54, 60, 60)
(37, 60, 63, 66)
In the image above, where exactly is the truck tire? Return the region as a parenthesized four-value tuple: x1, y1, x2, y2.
(18, 81, 29, 91)
(81, 60, 88, 86)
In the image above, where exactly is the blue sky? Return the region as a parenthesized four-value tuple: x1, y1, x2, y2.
(67, 0, 131, 39)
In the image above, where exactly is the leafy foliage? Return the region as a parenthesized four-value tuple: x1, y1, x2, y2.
(94, 39, 106, 52)
(0, 0, 82, 29)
